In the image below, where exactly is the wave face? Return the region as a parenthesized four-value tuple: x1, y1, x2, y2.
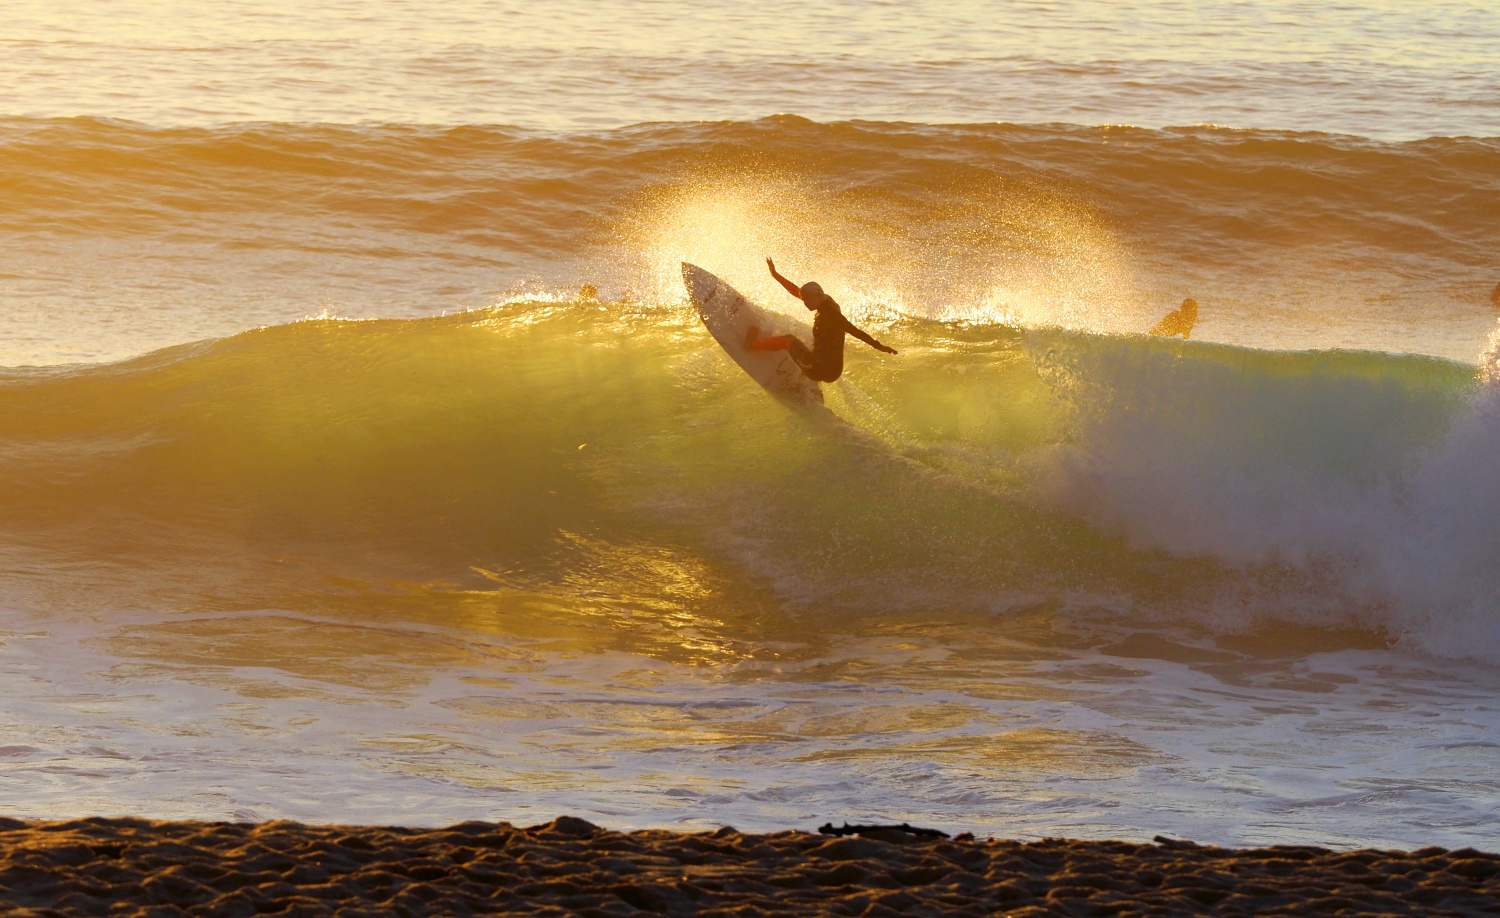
(1, 117, 1497, 364)
(2, 303, 1493, 663)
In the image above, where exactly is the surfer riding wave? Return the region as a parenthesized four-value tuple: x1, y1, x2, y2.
(744, 258, 897, 382)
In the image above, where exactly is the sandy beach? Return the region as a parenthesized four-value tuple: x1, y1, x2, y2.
(2, 817, 1497, 916)
(5, 0, 1500, 903)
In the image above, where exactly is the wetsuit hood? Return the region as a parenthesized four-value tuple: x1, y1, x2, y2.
(800, 281, 834, 310)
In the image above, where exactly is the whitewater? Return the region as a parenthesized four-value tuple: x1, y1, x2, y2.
(2, 0, 1500, 852)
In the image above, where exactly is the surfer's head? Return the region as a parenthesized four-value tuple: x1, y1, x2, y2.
(1181, 297, 1198, 318)
(800, 281, 831, 310)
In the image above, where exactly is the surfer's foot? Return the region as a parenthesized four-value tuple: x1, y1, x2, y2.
(744, 326, 760, 351)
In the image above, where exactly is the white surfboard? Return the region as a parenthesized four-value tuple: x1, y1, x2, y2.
(682, 263, 824, 405)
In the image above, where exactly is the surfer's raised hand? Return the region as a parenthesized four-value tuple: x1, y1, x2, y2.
(767, 257, 802, 299)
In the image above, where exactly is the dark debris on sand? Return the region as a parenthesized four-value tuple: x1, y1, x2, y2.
(1, 815, 1498, 916)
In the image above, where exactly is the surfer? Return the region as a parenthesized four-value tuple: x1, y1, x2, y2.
(743, 258, 897, 382)
(1149, 297, 1198, 339)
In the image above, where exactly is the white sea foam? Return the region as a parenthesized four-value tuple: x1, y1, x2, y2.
(1025, 327, 1500, 663)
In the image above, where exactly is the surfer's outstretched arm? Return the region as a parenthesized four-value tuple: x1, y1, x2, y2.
(766, 257, 802, 299)
(845, 318, 898, 355)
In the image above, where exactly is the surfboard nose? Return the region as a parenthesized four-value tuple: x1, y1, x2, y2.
(681, 262, 703, 298)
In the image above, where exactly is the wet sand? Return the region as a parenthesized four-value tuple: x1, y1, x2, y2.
(1, 816, 1497, 916)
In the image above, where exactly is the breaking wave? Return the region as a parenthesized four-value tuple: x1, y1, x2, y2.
(1, 301, 1495, 662)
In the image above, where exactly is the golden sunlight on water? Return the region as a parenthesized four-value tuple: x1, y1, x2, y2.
(2, 0, 1500, 854)
(2, 0, 1496, 135)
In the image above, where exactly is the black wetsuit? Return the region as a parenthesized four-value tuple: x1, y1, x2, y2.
(788, 300, 850, 382)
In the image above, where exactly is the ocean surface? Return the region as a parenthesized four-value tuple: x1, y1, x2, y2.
(2, 0, 1500, 850)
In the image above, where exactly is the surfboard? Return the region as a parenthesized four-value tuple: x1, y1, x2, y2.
(682, 263, 824, 405)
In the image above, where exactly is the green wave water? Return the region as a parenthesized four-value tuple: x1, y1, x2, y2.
(1, 300, 1491, 662)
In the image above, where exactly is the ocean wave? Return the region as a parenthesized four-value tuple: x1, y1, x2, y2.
(3, 116, 1495, 365)
(0, 302, 1495, 661)
(3, 116, 1493, 264)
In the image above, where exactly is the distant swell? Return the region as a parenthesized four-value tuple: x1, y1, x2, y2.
(2, 116, 1495, 265)
(1, 116, 1497, 362)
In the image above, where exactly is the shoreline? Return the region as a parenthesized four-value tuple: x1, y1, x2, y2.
(1, 817, 1497, 916)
